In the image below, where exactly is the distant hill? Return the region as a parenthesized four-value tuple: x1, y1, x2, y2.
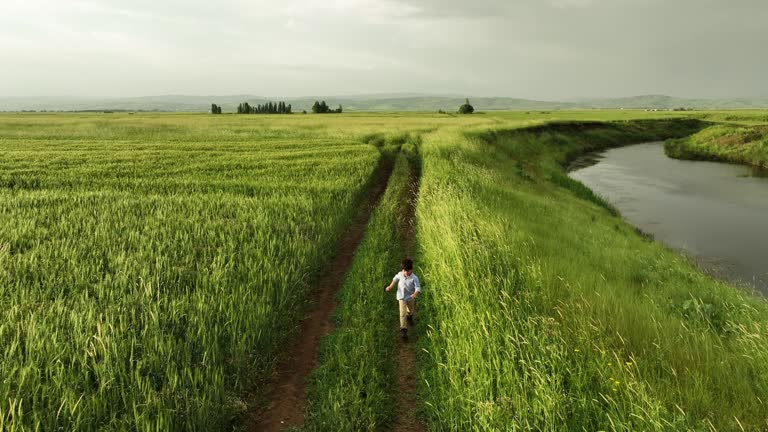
(567, 95, 768, 110)
(1, 94, 767, 112)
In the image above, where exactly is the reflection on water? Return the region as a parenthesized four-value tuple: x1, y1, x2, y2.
(749, 165, 768, 178)
(570, 142, 768, 294)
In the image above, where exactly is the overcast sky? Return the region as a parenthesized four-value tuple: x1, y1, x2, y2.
(1, 0, 766, 99)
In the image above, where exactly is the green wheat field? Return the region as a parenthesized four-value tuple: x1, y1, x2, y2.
(2, 110, 768, 431)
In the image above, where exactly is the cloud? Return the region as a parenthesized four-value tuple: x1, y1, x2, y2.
(1, 0, 766, 99)
(548, 0, 598, 8)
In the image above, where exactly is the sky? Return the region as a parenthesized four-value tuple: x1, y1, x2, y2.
(1, 0, 766, 100)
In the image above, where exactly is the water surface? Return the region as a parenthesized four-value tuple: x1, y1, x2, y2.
(570, 142, 768, 294)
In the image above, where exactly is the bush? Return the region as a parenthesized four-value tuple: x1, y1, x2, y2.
(458, 98, 474, 114)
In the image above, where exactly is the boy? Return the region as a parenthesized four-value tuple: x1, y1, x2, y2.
(385, 258, 422, 339)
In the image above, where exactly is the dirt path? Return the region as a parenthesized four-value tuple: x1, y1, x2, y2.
(249, 157, 394, 432)
(393, 162, 425, 432)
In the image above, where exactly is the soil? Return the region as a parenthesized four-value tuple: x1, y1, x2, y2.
(249, 157, 394, 431)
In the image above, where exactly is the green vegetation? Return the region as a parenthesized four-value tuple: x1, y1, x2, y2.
(211, 103, 223, 114)
(459, 98, 475, 114)
(665, 124, 768, 169)
(311, 100, 342, 114)
(236, 101, 292, 114)
(0, 116, 379, 430)
(2, 111, 768, 431)
(415, 119, 768, 431)
(304, 145, 418, 430)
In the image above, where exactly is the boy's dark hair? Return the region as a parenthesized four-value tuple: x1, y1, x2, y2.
(401, 258, 413, 271)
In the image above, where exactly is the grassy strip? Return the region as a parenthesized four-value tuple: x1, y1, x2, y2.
(665, 124, 768, 169)
(416, 120, 768, 431)
(303, 148, 415, 430)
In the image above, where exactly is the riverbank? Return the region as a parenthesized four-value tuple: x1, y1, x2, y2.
(416, 119, 768, 430)
(570, 142, 768, 294)
(665, 123, 768, 170)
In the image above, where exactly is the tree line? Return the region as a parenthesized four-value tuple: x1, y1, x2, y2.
(211, 101, 340, 115)
(312, 100, 342, 114)
(237, 101, 293, 114)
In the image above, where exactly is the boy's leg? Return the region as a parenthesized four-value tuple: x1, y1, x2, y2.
(398, 300, 408, 329)
(406, 299, 416, 323)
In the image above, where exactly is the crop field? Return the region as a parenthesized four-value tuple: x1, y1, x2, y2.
(2, 111, 768, 431)
(0, 115, 384, 430)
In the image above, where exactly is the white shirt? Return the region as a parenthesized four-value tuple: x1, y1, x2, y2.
(392, 271, 421, 301)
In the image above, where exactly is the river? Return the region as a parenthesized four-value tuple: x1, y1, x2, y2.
(569, 142, 768, 295)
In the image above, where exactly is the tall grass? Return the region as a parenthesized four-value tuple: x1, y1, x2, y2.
(0, 122, 379, 430)
(665, 124, 768, 169)
(415, 121, 768, 430)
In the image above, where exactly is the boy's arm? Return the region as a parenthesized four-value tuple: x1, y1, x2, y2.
(412, 276, 422, 298)
(385, 274, 399, 291)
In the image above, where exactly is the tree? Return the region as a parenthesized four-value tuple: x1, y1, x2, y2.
(458, 98, 474, 114)
(237, 100, 293, 114)
(311, 100, 342, 114)
(237, 102, 254, 114)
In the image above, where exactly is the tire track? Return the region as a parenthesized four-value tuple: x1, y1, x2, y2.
(249, 156, 394, 431)
(393, 158, 425, 432)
